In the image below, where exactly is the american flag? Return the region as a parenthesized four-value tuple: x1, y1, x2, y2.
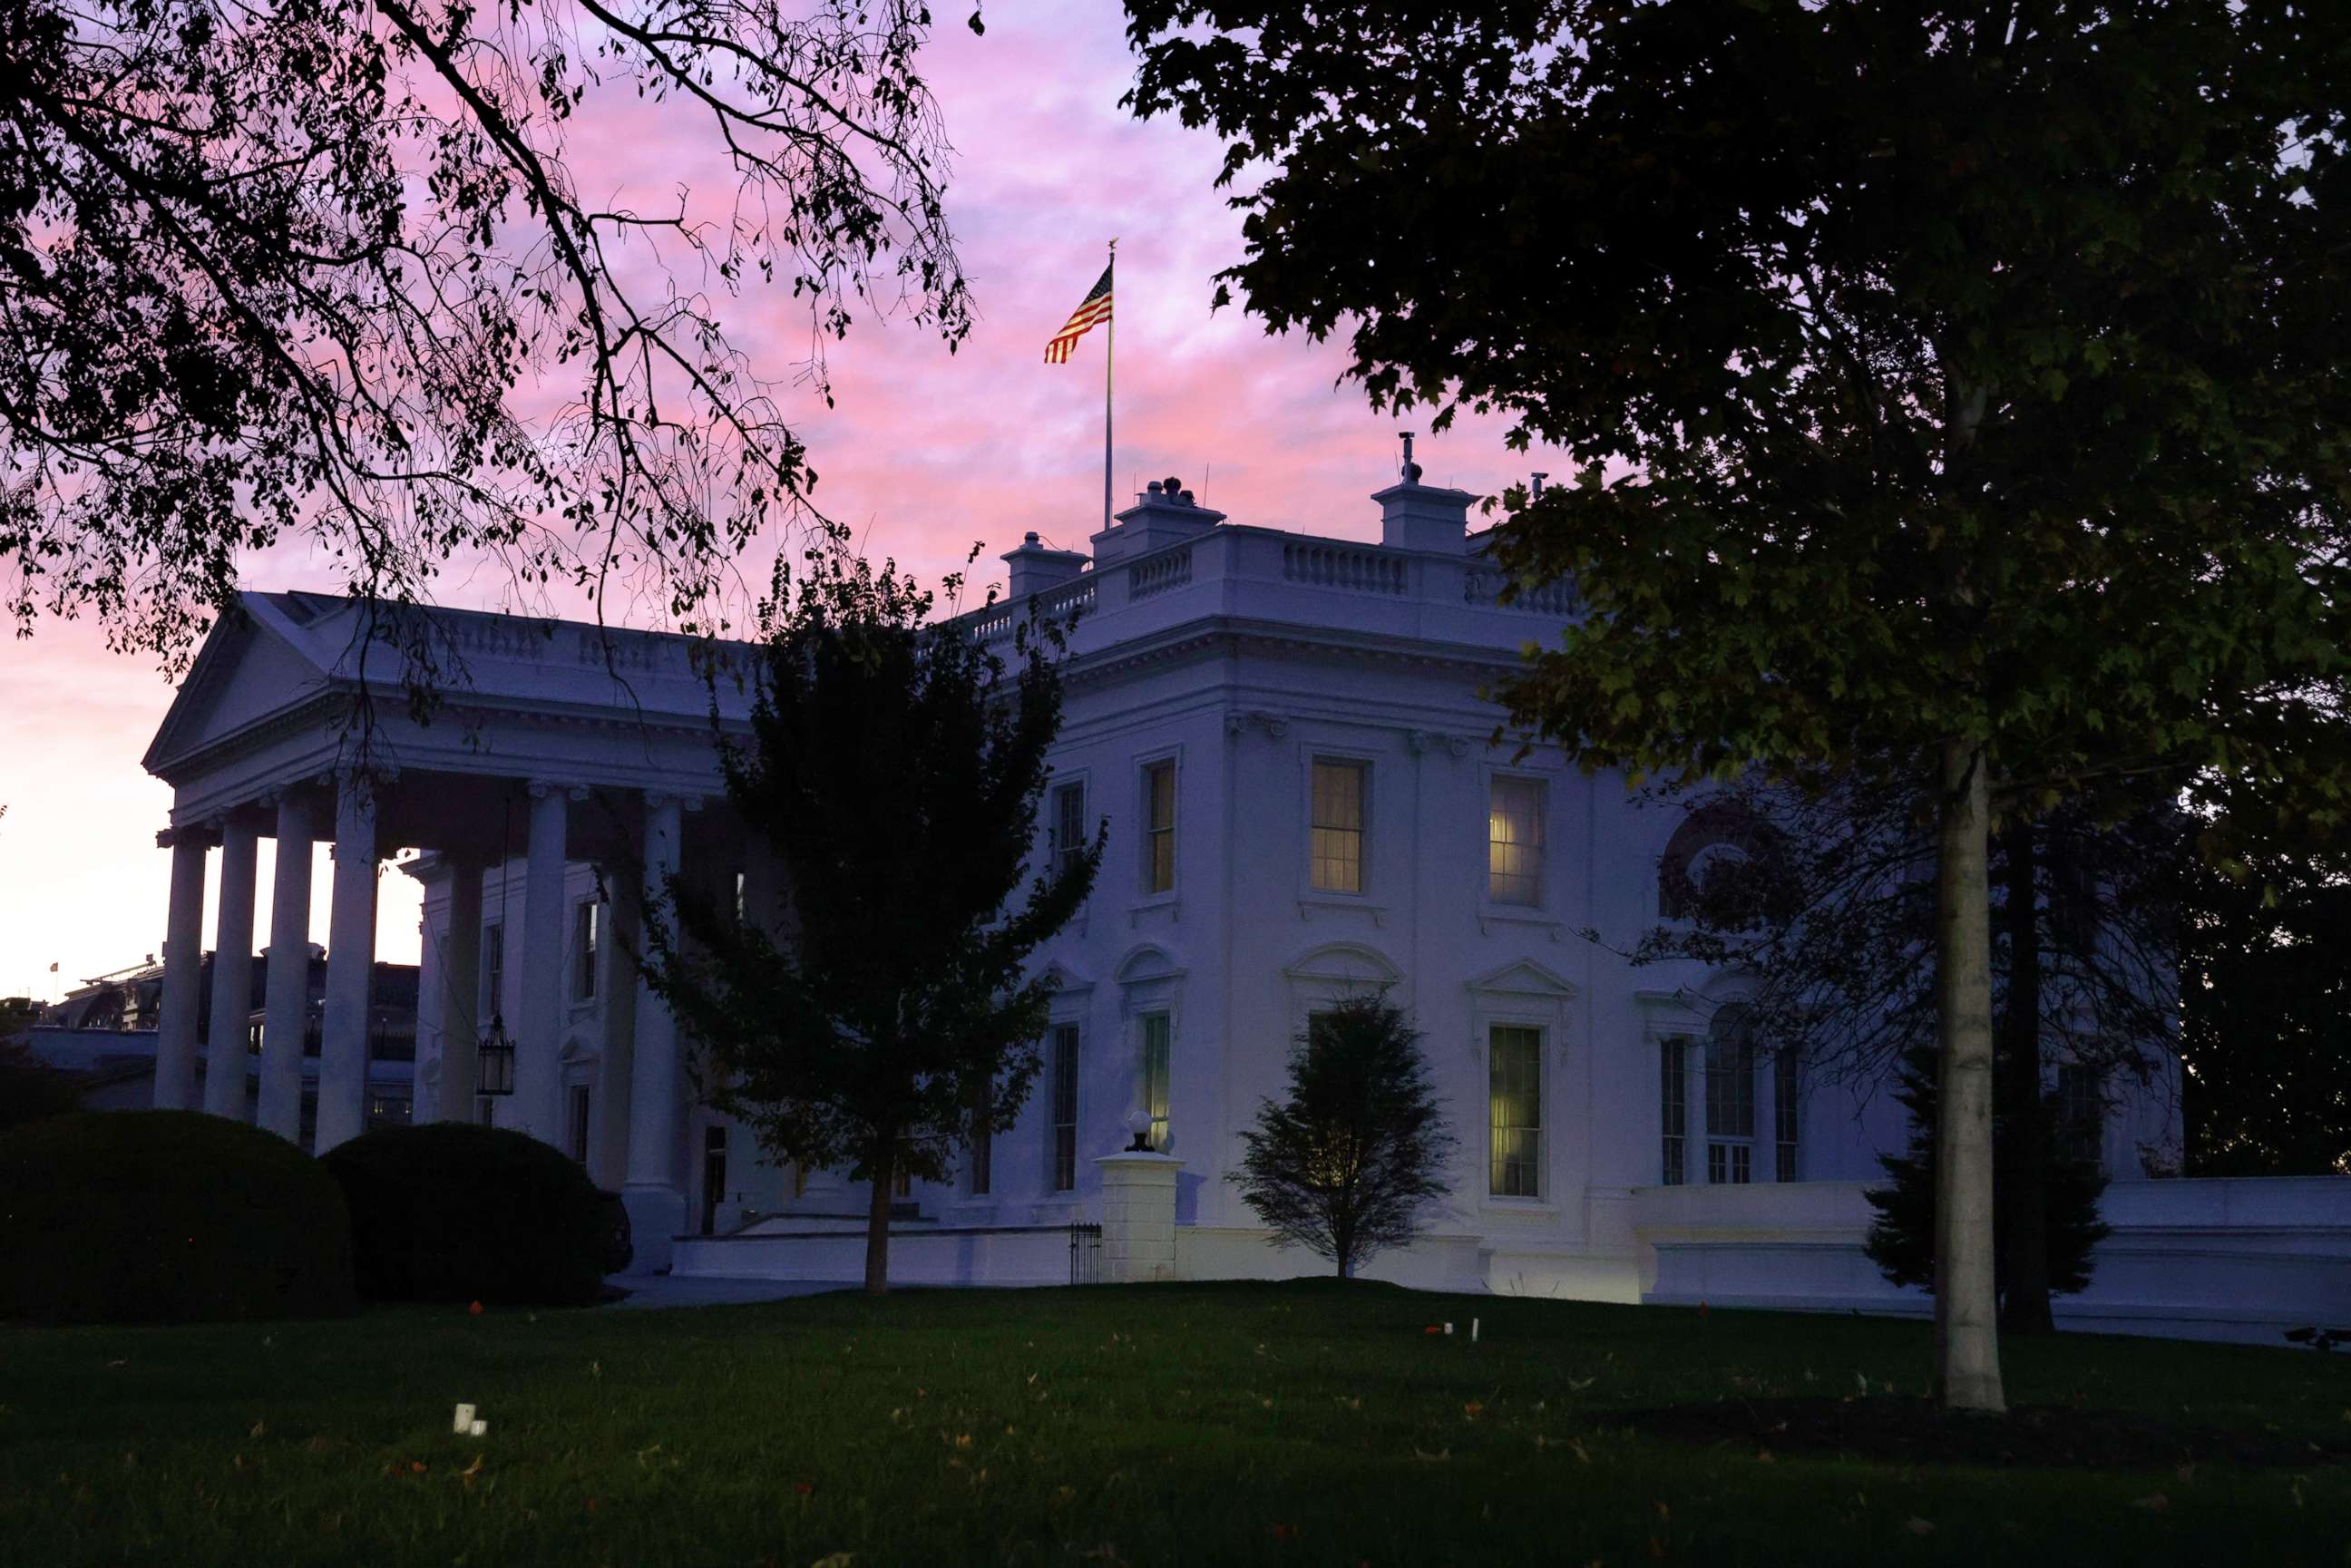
(1044, 264, 1113, 364)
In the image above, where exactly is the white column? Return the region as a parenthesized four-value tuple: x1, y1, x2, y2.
(151, 828, 210, 1110)
(436, 862, 484, 1124)
(594, 858, 641, 1189)
(410, 889, 445, 1123)
(203, 817, 259, 1118)
(514, 781, 576, 1143)
(258, 792, 316, 1141)
(314, 780, 379, 1154)
(623, 791, 690, 1265)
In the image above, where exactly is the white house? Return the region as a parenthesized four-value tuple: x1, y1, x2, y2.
(136, 448, 2347, 1339)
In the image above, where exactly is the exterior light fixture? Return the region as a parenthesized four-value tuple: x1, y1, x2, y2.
(1124, 1108, 1155, 1154)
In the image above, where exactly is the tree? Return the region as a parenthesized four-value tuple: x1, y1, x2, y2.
(4, 0, 975, 686)
(1865, 1043, 2112, 1315)
(1126, 0, 2351, 1412)
(1233, 995, 1456, 1280)
(2182, 844, 2351, 1177)
(1637, 773, 2180, 1331)
(0, 1037, 81, 1134)
(637, 546, 1099, 1294)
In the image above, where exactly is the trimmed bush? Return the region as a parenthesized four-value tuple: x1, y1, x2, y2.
(0, 1111, 356, 1325)
(321, 1122, 624, 1307)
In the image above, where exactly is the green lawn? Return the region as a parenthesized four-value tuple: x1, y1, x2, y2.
(2, 1281, 2346, 1566)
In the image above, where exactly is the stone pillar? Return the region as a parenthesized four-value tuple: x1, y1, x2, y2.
(516, 781, 577, 1144)
(434, 863, 484, 1124)
(1094, 1152, 1183, 1282)
(151, 828, 210, 1110)
(313, 782, 380, 1153)
(623, 791, 690, 1265)
(203, 817, 259, 1118)
(595, 857, 641, 1190)
(258, 792, 316, 1141)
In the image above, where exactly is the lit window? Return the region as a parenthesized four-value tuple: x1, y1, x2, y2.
(1705, 1010, 1756, 1184)
(1053, 781, 1088, 884)
(1050, 1022, 1080, 1192)
(1311, 760, 1368, 893)
(1143, 760, 1176, 893)
(1488, 775, 1546, 906)
(1774, 1050, 1800, 1182)
(574, 901, 600, 1000)
(1660, 1037, 1688, 1184)
(1488, 1025, 1543, 1197)
(1140, 1011, 1172, 1149)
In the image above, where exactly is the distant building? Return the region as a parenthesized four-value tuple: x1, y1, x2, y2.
(127, 448, 2344, 1338)
(25, 950, 415, 1141)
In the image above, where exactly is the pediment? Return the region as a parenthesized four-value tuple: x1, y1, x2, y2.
(1465, 958, 1579, 999)
(143, 604, 335, 778)
(1038, 959, 1096, 994)
(1113, 942, 1185, 986)
(1283, 941, 1403, 986)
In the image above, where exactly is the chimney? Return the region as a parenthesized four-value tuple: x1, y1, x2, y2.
(1372, 433, 1476, 552)
(1091, 475, 1228, 566)
(1001, 531, 1089, 599)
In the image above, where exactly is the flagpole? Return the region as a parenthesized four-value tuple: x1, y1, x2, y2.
(1104, 239, 1117, 534)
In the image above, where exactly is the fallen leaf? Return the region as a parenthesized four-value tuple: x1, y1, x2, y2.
(811, 1555, 855, 1568)
(2129, 1495, 2168, 1513)
(1568, 1437, 1591, 1465)
(1463, 1402, 1484, 1420)
(795, 1481, 815, 1496)
(249, 1420, 267, 1439)
(1411, 1446, 1450, 1463)
(1904, 1518, 1935, 1536)
(468, 1301, 483, 1316)
(2174, 1463, 2197, 1485)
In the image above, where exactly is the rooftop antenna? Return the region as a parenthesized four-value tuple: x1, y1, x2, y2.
(1399, 431, 1422, 483)
(1531, 472, 1549, 501)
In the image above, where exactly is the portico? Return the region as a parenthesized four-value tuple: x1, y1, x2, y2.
(142, 592, 765, 1263)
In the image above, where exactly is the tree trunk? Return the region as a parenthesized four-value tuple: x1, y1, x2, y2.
(863, 1145, 894, 1296)
(1933, 738, 2006, 1413)
(1998, 819, 2055, 1334)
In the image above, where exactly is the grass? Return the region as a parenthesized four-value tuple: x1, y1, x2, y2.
(2, 1281, 2346, 1566)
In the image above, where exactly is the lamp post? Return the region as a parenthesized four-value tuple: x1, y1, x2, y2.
(1124, 1108, 1155, 1154)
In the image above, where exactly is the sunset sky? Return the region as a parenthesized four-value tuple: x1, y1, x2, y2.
(0, 2, 1564, 1002)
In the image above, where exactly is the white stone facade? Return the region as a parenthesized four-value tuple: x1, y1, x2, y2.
(139, 463, 2346, 1336)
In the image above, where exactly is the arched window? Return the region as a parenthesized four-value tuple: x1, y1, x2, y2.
(1657, 803, 1777, 922)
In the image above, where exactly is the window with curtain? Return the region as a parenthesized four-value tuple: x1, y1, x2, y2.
(1773, 1049, 1800, 1182)
(1140, 1011, 1172, 1149)
(1705, 1010, 1756, 1183)
(1488, 1025, 1544, 1197)
(1143, 760, 1176, 893)
(1052, 781, 1088, 883)
(573, 901, 600, 1000)
(1050, 1022, 1080, 1192)
(1311, 759, 1368, 892)
(1660, 1037, 1688, 1184)
(480, 922, 504, 1018)
(1488, 774, 1546, 905)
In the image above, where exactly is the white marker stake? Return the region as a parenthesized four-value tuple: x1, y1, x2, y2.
(1443, 1321, 1454, 1336)
(1472, 1318, 1480, 1343)
(453, 1403, 476, 1435)
(470, 1419, 488, 1437)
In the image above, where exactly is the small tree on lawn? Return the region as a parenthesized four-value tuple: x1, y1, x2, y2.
(1867, 1044, 2112, 1312)
(639, 543, 1101, 1295)
(1234, 995, 1456, 1280)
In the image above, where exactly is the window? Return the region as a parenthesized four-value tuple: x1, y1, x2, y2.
(367, 1094, 412, 1130)
(1488, 1025, 1544, 1197)
(476, 1095, 496, 1127)
(1050, 1022, 1080, 1192)
(1143, 759, 1176, 893)
(1705, 1014, 1756, 1184)
(1774, 1050, 1800, 1183)
(1660, 1037, 1688, 1184)
(970, 1076, 993, 1197)
(481, 922, 505, 1019)
(574, 901, 600, 1000)
(2058, 1063, 2104, 1164)
(1311, 759, 1368, 893)
(568, 1085, 592, 1163)
(1052, 782, 1088, 883)
(1659, 803, 1772, 921)
(1140, 1011, 1172, 1150)
(1488, 775, 1546, 906)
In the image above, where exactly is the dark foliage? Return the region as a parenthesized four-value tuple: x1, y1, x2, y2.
(0, 1036, 82, 1133)
(1233, 996, 1456, 1279)
(2183, 855, 2351, 1176)
(640, 546, 1099, 1292)
(1867, 1046, 2110, 1308)
(0, 1110, 354, 1324)
(3, 0, 973, 687)
(320, 1122, 621, 1307)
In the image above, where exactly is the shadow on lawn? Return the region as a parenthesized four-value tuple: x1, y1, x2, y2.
(1616, 1396, 2351, 1470)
